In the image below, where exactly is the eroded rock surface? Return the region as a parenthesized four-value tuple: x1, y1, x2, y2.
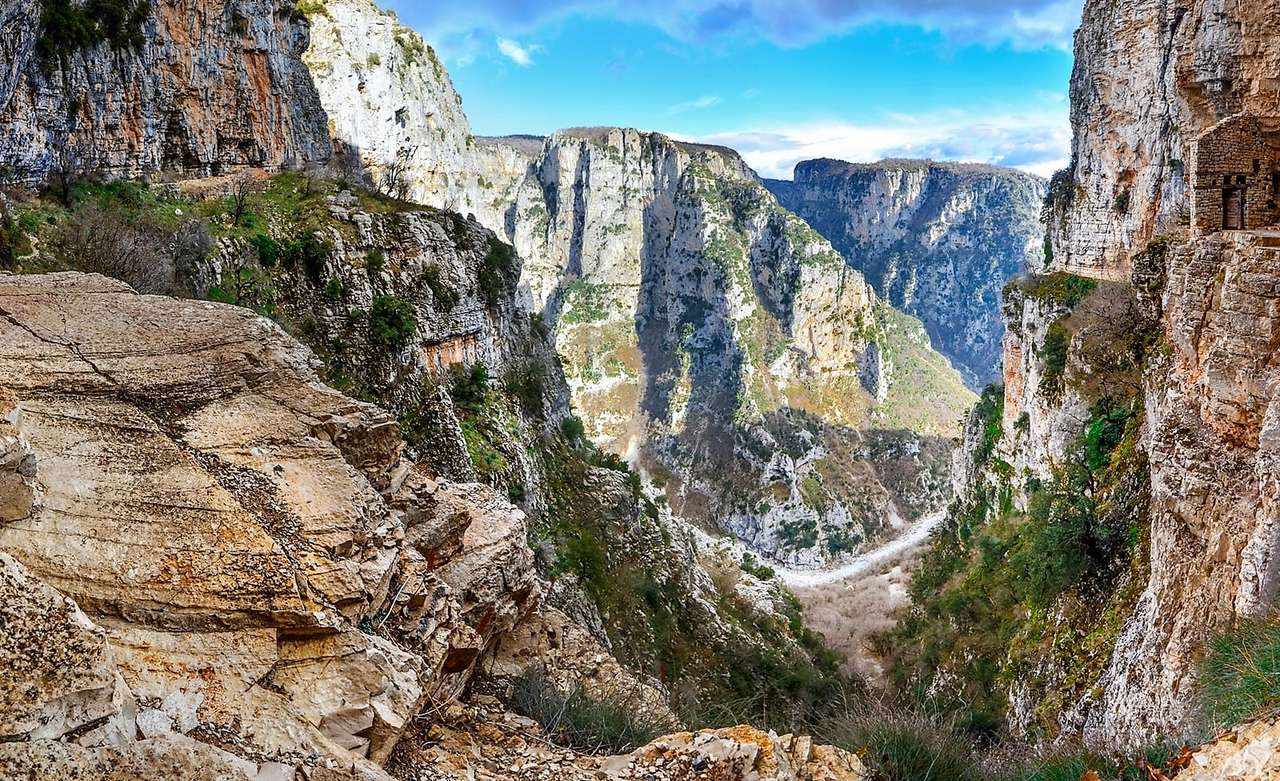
(0, 0, 330, 182)
(0, 272, 536, 778)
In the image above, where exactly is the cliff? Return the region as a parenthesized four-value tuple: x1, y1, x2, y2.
(304, 6, 975, 569)
(0, 270, 865, 780)
(767, 159, 1046, 387)
(0, 0, 331, 182)
(896, 0, 1280, 753)
(1048, 0, 1280, 279)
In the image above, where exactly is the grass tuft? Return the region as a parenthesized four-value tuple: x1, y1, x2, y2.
(509, 667, 670, 755)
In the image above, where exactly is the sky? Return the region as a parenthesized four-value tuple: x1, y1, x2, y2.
(379, 0, 1081, 179)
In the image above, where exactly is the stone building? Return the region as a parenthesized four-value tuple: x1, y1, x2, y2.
(1190, 114, 1280, 234)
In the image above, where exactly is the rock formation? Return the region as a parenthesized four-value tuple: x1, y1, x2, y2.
(0, 0, 331, 183)
(767, 158, 1046, 387)
(917, 0, 1280, 753)
(1047, 0, 1280, 279)
(303, 2, 975, 568)
(0, 271, 862, 780)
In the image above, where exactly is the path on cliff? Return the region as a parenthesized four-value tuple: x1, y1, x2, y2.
(776, 510, 946, 588)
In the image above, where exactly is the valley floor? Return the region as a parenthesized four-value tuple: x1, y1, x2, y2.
(784, 511, 943, 682)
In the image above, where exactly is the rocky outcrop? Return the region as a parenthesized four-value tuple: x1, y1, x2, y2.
(389, 700, 865, 781)
(768, 159, 1046, 386)
(1048, 0, 1280, 279)
(0, 271, 536, 777)
(0, 0, 331, 183)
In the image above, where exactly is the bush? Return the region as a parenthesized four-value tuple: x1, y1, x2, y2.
(1012, 273, 1098, 310)
(1201, 618, 1280, 730)
(368, 295, 417, 350)
(279, 231, 331, 283)
(251, 233, 279, 268)
(561, 415, 586, 442)
(1038, 320, 1069, 401)
(44, 203, 175, 294)
(422, 264, 458, 311)
(972, 384, 1005, 466)
(38, 0, 149, 64)
(509, 668, 669, 754)
(479, 236, 516, 307)
(449, 362, 489, 412)
(505, 360, 547, 417)
(365, 248, 385, 274)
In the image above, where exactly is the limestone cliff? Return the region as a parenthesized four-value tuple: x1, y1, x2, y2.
(0, 0, 331, 182)
(304, 5, 975, 568)
(909, 0, 1280, 752)
(767, 159, 1046, 387)
(1047, 0, 1280, 278)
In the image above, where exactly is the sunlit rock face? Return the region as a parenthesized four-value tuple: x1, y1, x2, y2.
(0, 0, 331, 182)
(1047, 0, 1280, 280)
(767, 158, 1046, 388)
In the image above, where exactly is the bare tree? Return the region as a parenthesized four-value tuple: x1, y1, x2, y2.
(376, 146, 417, 201)
(46, 203, 175, 294)
(227, 172, 262, 226)
(49, 143, 92, 206)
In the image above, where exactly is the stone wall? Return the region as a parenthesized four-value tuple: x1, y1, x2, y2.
(1190, 114, 1280, 234)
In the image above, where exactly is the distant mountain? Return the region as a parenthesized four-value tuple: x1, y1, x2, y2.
(767, 159, 1046, 387)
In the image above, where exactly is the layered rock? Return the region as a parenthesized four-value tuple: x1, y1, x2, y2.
(767, 159, 1046, 386)
(1048, 0, 1280, 278)
(0, 271, 536, 777)
(0, 0, 331, 183)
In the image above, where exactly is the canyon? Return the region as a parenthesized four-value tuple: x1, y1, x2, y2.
(4, 0, 1280, 777)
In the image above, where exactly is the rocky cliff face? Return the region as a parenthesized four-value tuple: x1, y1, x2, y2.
(915, 0, 1280, 752)
(0, 0, 331, 183)
(304, 5, 975, 568)
(0, 268, 865, 780)
(767, 159, 1046, 387)
(1048, 0, 1280, 279)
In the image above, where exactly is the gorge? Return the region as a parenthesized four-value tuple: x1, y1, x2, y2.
(3, 0, 1280, 778)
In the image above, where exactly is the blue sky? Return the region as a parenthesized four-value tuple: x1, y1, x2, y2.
(380, 0, 1080, 179)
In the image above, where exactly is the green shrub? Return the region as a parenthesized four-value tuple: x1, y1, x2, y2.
(368, 295, 417, 350)
(365, 247, 385, 274)
(509, 668, 669, 754)
(1201, 618, 1280, 730)
(972, 384, 1005, 467)
(38, 0, 149, 64)
(251, 233, 279, 268)
(561, 415, 586, 442)
(422, 264, 459, 311)
(323, 275, 346, 303)
(1114, 189, 1132, 215)
(1011, 273, 1098, 310)
(449, 362, 489, 413)
(479, 236, 516, 307)
(1039, 320, 1069, 401)
(460, 419, 506, 476)
(505, 360, 546, 417)
(280, 231, 331, 283)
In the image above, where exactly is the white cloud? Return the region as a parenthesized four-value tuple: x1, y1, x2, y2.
(669, 95, 721, 114)
(409, 0, 1084, 53)
(497, 37, 537, 66)
(685, 108, 1071, 180)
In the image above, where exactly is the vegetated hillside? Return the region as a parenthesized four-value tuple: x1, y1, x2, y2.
(767, 158, 1045, 388)
(0, 171, 865, 751)
(304, 1, 976, 570)
(880, 0, 1280, 766)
